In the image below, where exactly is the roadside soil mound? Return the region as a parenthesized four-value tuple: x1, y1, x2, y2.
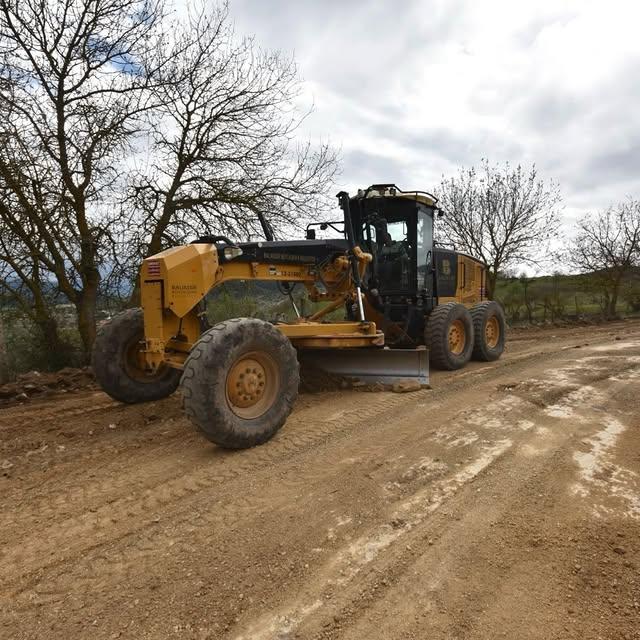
(0, 367, 95, 406)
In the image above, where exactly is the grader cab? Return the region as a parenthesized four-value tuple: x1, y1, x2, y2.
(93, 185, 505, 448)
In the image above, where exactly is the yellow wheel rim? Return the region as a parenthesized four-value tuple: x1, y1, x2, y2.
(485, 316, 500, 349)
(226, 351, 279, 419)
(448, 319, 466, 356)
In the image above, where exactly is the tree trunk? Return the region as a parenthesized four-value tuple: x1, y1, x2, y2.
(601, 291, 610, 315)
(0, 313, 8, 383)
(33, 307, 68, 370)
(29, 269, 68, 369)
(76, 284, 99, 362)
(606, 274, 625, 318)
(74, 211, 102, 361)
(147, 193, 178, 256)
(128, 276, 141, 307)
(608, 289, 619, 318)
(486, 270, 497, 300)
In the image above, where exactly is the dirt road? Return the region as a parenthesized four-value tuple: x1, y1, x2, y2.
(1, 321, 639, 640)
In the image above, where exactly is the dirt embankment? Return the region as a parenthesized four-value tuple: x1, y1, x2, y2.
(0, 367, 95, 406)
(1, 319, 639, 639)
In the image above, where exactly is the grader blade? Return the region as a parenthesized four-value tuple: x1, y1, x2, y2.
(298, 347, 429, 387)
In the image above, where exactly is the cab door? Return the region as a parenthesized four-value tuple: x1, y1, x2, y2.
(416, 208, 434, 297)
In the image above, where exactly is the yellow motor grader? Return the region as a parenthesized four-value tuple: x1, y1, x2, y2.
(93, 185, 505, 448)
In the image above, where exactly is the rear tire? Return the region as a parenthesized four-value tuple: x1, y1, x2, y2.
(471, 301, 506, 361)
(92, 308, 181, 403)
(425, 302, 474, 370)
(181, 318, 300, 449)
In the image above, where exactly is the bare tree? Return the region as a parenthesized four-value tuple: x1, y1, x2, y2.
(127, 4, 338, 263)
(565, 200, 640, 317)
(0, 0, 338, 361)
(0, 122, 67, 364)
(436, 161, 562, 299)
(518, 271, 535, 324)
(0, 0, 167, 358)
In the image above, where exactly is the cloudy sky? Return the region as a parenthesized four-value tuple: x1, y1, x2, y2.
(229, 0, 640, 239)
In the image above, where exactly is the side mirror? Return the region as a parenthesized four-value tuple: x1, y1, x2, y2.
(306, 228, 316, 240)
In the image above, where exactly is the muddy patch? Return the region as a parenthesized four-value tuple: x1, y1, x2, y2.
(572, 416, 640, 519)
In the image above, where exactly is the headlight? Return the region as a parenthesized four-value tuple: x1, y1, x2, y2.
(223, 246, 243, 260)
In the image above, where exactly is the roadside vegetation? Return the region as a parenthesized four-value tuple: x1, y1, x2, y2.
(495, 269, 640, 325)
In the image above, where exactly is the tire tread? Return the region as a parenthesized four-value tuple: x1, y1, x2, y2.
(425, 302, 474, 370)
(92, 308, 181, 404)
(180, 317, 299, 449)
(470, 301, 506, 361)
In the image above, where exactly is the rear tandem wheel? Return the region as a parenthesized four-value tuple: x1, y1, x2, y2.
(425, 302, 475, 370)
(471, 301, 506, 361)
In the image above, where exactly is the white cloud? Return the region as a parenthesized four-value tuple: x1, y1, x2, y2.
(189, 0, 640, 268)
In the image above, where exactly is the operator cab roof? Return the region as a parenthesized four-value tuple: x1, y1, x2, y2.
(353, 184, 437, 208)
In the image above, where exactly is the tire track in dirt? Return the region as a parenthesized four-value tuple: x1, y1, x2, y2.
(0, 391, 342, 519)
(4, 391, 536, 619)
(2, 325, 639, 640)
(233, 347, 640, 640)
(5, 349, 630, 623)
(0, 346, 521, 537)
(3, 337, 636, 587)
(1, 395, 118, 429)
(0, 334, 588, 574)
(330, 361, 640, 640)
(1, 390, 432, 584)
(1, 374, 540, 607)
(234, 439, 518, 640)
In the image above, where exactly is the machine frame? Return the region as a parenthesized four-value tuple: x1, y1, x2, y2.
(93, 184, 505, 449)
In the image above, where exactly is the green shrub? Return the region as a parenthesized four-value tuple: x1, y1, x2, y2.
(0, 309, 84, 382)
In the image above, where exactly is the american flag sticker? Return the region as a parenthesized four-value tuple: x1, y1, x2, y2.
(147, 260, 161, 276)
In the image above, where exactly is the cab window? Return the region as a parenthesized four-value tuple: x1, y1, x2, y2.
(416, 210, 433, 291)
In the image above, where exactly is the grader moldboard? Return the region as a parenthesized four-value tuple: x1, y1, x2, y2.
(93, 185, 505, 449)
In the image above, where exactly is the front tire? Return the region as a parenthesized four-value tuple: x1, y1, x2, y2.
(180, 318, 300, 449)
(92, 308, 181, 403)
(425, 302, 474, 370)
(471, 301, 506, 361)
